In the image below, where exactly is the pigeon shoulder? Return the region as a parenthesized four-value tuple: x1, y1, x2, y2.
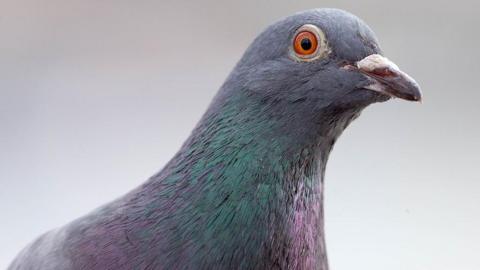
(8, 227, 72, 270)
(8, 199, 126, 270)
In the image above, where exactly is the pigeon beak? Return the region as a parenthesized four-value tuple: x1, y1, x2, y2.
(355, 54, 422, 102)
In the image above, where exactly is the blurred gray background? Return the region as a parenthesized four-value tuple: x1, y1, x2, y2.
(1, 0, 479, 269)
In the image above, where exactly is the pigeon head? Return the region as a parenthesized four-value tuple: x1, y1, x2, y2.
(212, 8, 421, 142)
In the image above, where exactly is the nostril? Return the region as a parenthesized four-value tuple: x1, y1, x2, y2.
(370, 67, 396, 77)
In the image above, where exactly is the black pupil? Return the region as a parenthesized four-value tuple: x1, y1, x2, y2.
(300, 38, 312, 50)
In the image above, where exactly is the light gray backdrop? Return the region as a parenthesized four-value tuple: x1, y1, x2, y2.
(1, 0, 479, 269)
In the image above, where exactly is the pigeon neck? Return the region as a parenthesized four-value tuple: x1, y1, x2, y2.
(152, 92, 358, 269)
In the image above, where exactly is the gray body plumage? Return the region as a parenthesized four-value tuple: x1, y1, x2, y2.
(9, 8, 421, 270)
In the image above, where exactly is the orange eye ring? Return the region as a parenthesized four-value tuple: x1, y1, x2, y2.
(293, 31, 318, 56)
(291, 24, 328, 61)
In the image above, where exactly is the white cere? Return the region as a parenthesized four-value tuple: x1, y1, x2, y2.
(357, 54, 399, 72)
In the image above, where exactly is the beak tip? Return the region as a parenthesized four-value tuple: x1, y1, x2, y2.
(415, 95, 423, 103)
(401, 88, 422, 103)
(409, 89, 423, 103)
(410, 86, 423, 103)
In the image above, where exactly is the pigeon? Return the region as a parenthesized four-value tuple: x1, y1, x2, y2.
(9, 8, 421, 270)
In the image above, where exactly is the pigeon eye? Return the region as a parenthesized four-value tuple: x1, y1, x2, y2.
(294, 31, 317, 55)
(291, 24, 328, 61)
